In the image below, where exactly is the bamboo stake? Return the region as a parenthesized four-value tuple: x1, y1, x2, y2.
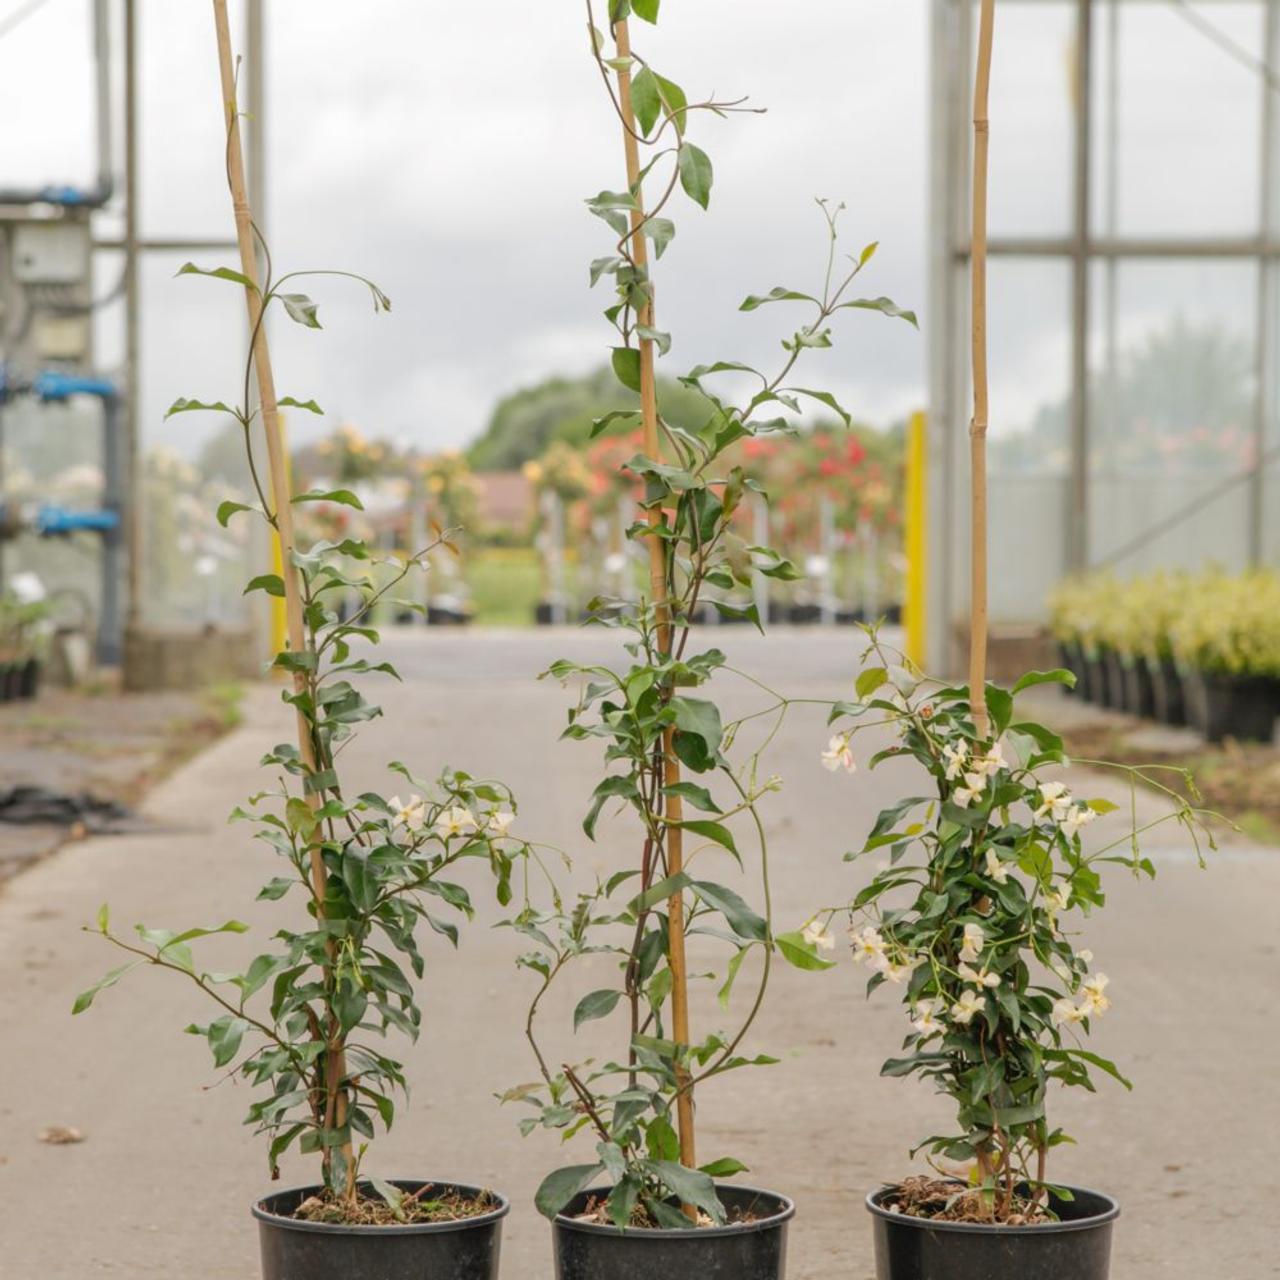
(613, 18, 697, 1186)
(210, 0, 351, 1191)
(969, 0, 996, 741)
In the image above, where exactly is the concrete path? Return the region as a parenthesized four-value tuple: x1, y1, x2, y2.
(0, 630, 1274, 1278)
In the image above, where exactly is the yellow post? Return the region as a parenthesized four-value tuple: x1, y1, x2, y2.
(905, 410, 927, 668)
(268, 412, 290, 664)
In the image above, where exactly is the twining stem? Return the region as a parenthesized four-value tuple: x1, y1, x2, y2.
(210, 0, 352, 1199)
(968, 0, 996, 742)
(612, 16, 697, 1193)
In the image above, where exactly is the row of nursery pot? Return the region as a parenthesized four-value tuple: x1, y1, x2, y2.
(72, 7, 1216, 1280)
(0, 593, 47, 703)
(1048, 569, 1280, 742)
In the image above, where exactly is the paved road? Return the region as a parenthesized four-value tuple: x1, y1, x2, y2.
(0, 629, 1275, 1278)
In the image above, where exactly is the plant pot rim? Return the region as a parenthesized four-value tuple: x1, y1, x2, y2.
(864, 1183, 1119, 1236)
(252, 1178, 510, 1237)
(554, 1183, 795, 1239)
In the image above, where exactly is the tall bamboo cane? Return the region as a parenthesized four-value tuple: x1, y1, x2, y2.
(210, 0, 352, 1194)
(969, 0, 996, 740)
(612, 17, 697, 1185)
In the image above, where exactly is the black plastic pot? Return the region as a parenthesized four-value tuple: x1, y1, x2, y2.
(1075, 655, 1105, 706)
(17, 658, 39, 700)
(553, 1184, 794, 1280)
(1181, 669, 1280, 743)
(788, 603, 821, 625)
(253, 1180, 508, 1280)
(866, 1183, 1119, 1280)
(1149, 656, 1186, 725)
(426, 606, 471, 627)
(1055, 640, 1082, 696)
(1119, 654, 1155, 719)
(1101, 649, 1128, 710)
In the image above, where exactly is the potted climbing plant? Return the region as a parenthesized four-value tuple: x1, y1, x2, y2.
(72, 9, 524, 1278)
(823, 5, 1221, 1277)
(503, 4, 915, 1278)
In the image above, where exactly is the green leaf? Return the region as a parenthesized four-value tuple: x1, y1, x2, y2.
(856, 667, 888, 699)
(1046, 1047, 1133, 1090)
(279, 396, 324, 415)
(984, 684, 1014, 735)
(663, 781, 720, 813)
(244, 574, 285, 598)
(1087, 797, 1119, 814)
(637, 324, 671, 357)
(176, 262, 257, 290)
(72, 960, 142, 1014)
(292, 488, 364, 509)
(632, 0, 660, 22)
(611, 347, 642, 393)
(789, 386, 852, 428)
(692, 880, 765, 940)
(573, 988, 623, 1031)
(680, 819, 742, 860)
(96, 902, 109, 933)
(648, 1161, 724, 1222)
(653, 73, 688, 133)
(216, 500, 252, 528)
(678, 143, 713, 210)
(670, 697, 723, 771)
(165, 396, 234, 419)
(630, 871, 693, 914)
(207, 1014, 249, 1068)
(584, 774, 641, 840)
(835, 295, 918, 327)
(739, 286, 818, 313)
(1012, 668, 1077, 694)
(280, 293, 321, 328)
(699, 1157, 748, 1177)
(642, 217, 675, 258)
(535, 1164, 604, 1219)
(775, 929, 836, 971)
(632, 66, 662, 135)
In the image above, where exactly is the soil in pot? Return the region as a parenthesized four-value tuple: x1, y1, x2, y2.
(867, 1179, 1119, 1280)
(553, 1183, 793, 1280)
(254, 1179, 508, 1280)
(1182, 669, 1280, 744)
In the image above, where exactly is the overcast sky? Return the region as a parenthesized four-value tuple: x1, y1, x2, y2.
(1, 0, 1267, 459)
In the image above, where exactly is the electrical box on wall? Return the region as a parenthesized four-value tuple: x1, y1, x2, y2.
(10, 221, 91, 285)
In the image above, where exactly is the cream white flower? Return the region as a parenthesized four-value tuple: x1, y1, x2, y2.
(1051, 997, 1088, 1027)
(803, 919, 836, 951)
(953, 771, 986, 808)
(958, 961, 1000, 989)
(1044, 884, 1071, 915)
(387, 793, 426, 828)
(1081, 972, 1111, 1015)
(851, 925, 887, 965)
(951, 989, 986, 1025)
(1078, 948, 1094, 965)
(959, 922, 985, 963)
(984, 848, 1009, 885)
(882, 956, 919, 985)
(1060, 805, 1097, 839)
(977, 742, 1007, 778)
(821, 733, 857, 774)
(941, 739, 969, 781)
(435, 805, 478, 838)
(911, 999, 945, 1036)
(486, 809, 515, 837)
(1034, 780, 1073, 824)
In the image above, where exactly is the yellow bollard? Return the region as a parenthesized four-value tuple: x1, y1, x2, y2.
(268, 413, 290, 664)
(904, 410, 927, 669)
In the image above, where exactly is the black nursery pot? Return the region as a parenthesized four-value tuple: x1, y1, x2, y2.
(1150, 656, 1186, 725)
(253, 1181, 508, 1280)
(553, 1184, 794, 1280)
(1182, 669, 1280, 743)
(18, 658, 40, 699)
(1120, 655, 1155, 719)
(866, 1184, 1119, 1280)
(1055, 640, 1082, 696)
